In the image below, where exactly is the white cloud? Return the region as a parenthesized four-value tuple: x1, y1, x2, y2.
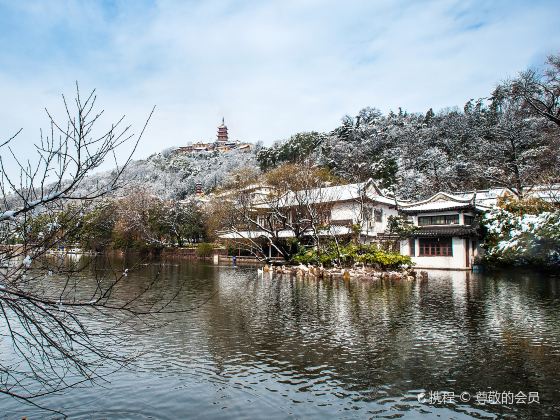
(0, 0, 558, 173)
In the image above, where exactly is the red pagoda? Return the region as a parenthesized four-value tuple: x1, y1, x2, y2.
(217, 118, 228, 142)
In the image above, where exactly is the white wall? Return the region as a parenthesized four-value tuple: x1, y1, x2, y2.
(400, 237, 470, 270)
(330, 201, 398, 235)
(331, 201, 359, 222)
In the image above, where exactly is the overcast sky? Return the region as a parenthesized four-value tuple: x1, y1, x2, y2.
(0, 0, 559, 164)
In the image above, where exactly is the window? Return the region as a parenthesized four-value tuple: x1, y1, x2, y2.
(419, 238, 453, 256)
(464, 215, 474, 225)
(409, 238, 415, 257)
(319, 210, 331, 224)
(418, 214, 459, 226)
(362, 207, 373, 228)
(374, 208, 383, 223)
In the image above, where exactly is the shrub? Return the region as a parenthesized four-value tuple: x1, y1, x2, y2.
(196, 242, 214, 257)
(387, 215, 419, 238)
(481, 207, 560, 268)
(497, 196, 556, 215)
(292, 242, 412, 270)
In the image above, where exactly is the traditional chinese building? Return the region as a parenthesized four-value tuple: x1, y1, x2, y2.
(398, 192, 489, 270)
(177, 118, 252, 154)
(217, 179, 401, 256)
(217, 118, 228, 142)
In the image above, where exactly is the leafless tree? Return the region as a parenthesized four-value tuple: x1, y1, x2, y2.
(213, 166, 392, 262)
(213, 165, 407, 268)
(212, 164, 336, 261)
(0, 84, 173, 414)
(510, 53, 560, 127)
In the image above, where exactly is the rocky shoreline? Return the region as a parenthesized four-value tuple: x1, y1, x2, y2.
(262, 264, 428, 281)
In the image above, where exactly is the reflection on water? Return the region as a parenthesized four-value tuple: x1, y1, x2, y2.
(1, 259, 559, 419)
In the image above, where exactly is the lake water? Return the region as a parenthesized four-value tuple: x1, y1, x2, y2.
(1, 258, 559, 419)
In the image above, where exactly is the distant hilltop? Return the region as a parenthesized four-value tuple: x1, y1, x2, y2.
(176, 118, 253, 154)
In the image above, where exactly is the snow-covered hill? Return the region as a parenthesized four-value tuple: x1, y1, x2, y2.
(81, 146, 261, 200)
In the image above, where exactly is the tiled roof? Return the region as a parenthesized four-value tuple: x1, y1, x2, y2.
(400, 201, 476, 213)
(218, 229, 297, 239)
(330, 219, 353, 226)
(414, 225, 479, 237)
(399, 191, 490, 213)
(255, 179, 398, 208)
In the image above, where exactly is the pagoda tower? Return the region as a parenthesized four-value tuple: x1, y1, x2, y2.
(217, 118, 228, 142)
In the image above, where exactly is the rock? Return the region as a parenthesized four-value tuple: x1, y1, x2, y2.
(298, 264, 309, 272)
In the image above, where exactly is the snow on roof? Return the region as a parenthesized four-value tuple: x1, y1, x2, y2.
(317, 226, 353, 236)
(256, 179, 398, 208)
(400, 201, 475, 212)
(524, 184, 560, 202)
(218, 226, 355, 240)
(218, 229, 296, 239)
(218, 230, 269, 239)
(451, 185, 560, 205)
(452, 188, 511, 205)
(400, 191, 490, 213)
(238, 183, 275, 192)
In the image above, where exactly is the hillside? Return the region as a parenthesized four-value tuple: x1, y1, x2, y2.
(78, 146, 261, 200)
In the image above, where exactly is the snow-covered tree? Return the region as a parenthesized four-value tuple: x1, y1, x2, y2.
(482, 197, 560, 268)
(472, 89, 552, 197)
(508, 52, 560, 127)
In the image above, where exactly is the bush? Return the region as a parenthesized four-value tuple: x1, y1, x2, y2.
(497, 196, 556, 215)
(292, 242, 412, 270)
(481, 207, 560, 268)
(196, 242, 214, 257)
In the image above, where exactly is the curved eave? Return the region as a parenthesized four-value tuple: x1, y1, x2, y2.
(413, 226, 479, 238)
(400, 205, 485, 214)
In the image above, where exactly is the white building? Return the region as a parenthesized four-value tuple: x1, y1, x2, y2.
(218, 179, 401, 246)
(275, 180, 398, 242)
(218, 180, 558, 268)
(399, 192, 489, 270)
(452, 184, 560, 207)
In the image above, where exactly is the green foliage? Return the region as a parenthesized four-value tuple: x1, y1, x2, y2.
(482, 196, 560, 269)
(371, 157, 398, 189)
(78, 203, 116, 251)
(293, 246, 339, 267)
(497, 196, 556, 215)
(293, 242, 412, 270)
(196, 242, 214, 257)
(24, 204, 84, 247)
(350, 224, 362, 240)
(482, 208, 560, 268)
(387, 215, 419, 238)
(169, 203, 206, 245)
(257, 132, 323, 171)
(22, 194, 209, 253)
